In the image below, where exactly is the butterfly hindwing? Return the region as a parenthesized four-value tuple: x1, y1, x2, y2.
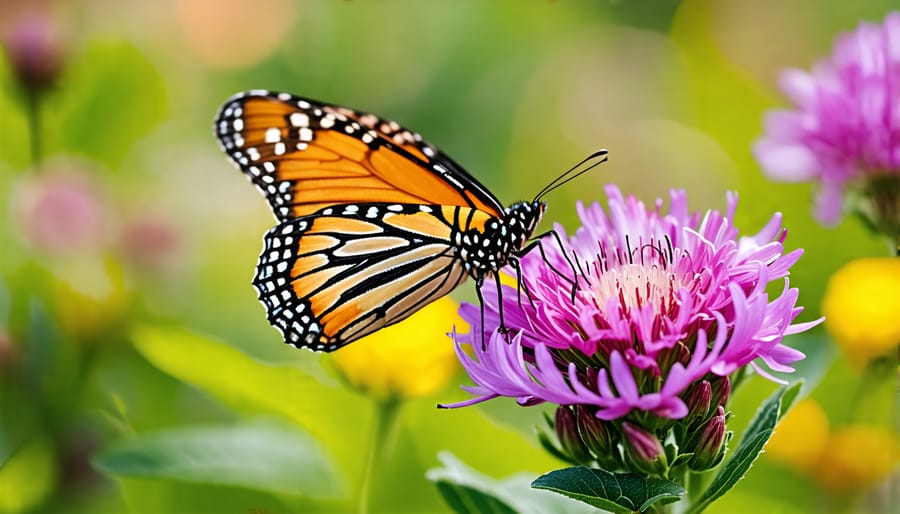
(215, 90, 505, 221)
(254, 202, 470, 351)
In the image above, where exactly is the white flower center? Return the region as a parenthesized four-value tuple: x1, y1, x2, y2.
(590, 263, 679, 314)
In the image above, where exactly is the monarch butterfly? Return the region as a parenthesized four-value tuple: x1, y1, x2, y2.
(214, 90, 606, 351)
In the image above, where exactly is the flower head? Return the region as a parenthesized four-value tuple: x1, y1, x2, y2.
(10, 168, 107, 254)
(813, 425, 899, 493)
(753, 11, 900, 236)
(118, 214, 181, 274)
(446, 186, 818, 423)
(766, 398, 829, 472)
(444, 186, 819, 476)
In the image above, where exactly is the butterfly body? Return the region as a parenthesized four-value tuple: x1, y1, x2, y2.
(215, 90, 546, 351)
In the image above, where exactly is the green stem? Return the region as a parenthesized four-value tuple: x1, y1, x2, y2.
(26, 88, 43, 167)
(357, 396, 403, 514)
(848, 356, 897, 425)
(686, 470, 711, 504)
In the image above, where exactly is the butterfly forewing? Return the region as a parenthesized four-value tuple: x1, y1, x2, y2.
(215, 90, 505, 221)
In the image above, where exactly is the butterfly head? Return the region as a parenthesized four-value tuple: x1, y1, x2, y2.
(504, 200, 545, 248)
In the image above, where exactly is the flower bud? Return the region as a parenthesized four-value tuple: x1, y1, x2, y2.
(1, 12, 65, 91)
(709, 375, 731, 409)
(688, 406, 727, 471)
(683, 380, 712, 425)
(555, 406, 592, 464)
(575, 405, 617, 466)
(622, 422, 667, 476)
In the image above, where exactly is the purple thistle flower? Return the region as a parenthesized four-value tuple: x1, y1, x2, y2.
(752, 11, 900, 227)
(444, 185, 821, 423)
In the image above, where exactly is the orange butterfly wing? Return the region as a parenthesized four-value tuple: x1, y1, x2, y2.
(215, 90, 505, 221)
(215, 90, 521, 351)
(253, 204, 480, 351)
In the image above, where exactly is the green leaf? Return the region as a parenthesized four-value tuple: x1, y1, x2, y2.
(0, 436, 57, 513)
(93, 419, 342, 498)
(531, 467, 685, 513)
(434, 482, 518, 514)
(129, 325, 367, 472)
(55, 40, 166, 168)
(428, 453, 597, 514)
(687, 382, 801, 513)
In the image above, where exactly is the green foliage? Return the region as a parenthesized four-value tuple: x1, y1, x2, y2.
(435, 483, 519, 514)
(55, 41, 167, 168)
(93, 419, 342, 498)
(428, 453, 597, 514)
(129, 325, 367, 472)
(532, 467, 685, 513)
(0, 436, 57, 513)
(686, 382, 802, 514)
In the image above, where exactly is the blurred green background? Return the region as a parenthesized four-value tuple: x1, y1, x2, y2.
(0, 1, 896, 513)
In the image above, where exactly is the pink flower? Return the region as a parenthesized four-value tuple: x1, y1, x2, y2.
(1, 11, 65, 91)
(118, 214, 181, 273)
(11, 169, 107, 254)
(753, 11, 900, 226)
(444, 186, 820, 422)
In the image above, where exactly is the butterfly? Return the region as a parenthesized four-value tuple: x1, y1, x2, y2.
(214, 89, 607, 351)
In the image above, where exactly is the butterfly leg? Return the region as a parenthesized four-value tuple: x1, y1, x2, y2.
(491, 270, 513, 344)
(474, 276, 488, 350)
(519, 231, 580, 303)
(507, 256, 536, 310)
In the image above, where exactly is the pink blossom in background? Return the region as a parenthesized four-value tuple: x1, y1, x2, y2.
(118, 214, 181, 273)
(753, 11, 900, 225)
(11, 170, 107, 254)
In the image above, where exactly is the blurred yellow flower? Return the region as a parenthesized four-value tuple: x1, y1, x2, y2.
(821, 257, 900, 368)
(52, 257, 130, 341)
(765, 398, 829, 472)
(331, 297, 465, 400)
(813, 425, 899, 493)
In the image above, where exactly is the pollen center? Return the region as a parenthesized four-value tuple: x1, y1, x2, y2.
(590, 263, 678, 314)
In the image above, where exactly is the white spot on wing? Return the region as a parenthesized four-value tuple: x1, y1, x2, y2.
(264, 127, 281, 143)
(290, 112, 309, 127)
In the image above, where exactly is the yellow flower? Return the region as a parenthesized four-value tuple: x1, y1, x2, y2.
(765, 398, 829, 472)
(330, 297, 465, 400)
(821, 257, 900, 368)
(51, 257, 130, 341)
(813, 425, 899, 493)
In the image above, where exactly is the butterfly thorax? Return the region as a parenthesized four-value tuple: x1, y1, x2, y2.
(457, 201, 545, 280)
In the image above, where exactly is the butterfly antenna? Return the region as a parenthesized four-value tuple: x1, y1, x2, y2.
(533, 149, 609, 202)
